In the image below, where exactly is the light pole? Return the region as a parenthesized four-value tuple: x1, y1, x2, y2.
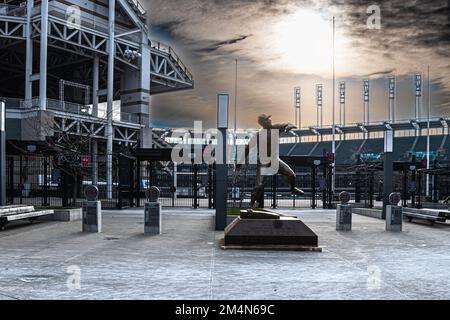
(0, 100, 5, 206)
(331, 16, 336, 193)
(234, 59, 238, 164)
(294, 87, 301, 141)
(426, 65, 431, 197)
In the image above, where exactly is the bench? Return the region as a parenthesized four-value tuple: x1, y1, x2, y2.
(0, 206, 54, 230)
(403, 208, 447, 226)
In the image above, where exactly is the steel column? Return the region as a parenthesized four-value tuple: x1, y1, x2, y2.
(25, 0, 34, 102)
(92, 55, 99, 117)
(43, 158, 49, 206)
(271, 174, 277, 209)
(39, 0, 49, 110)
(92, 139, 98, 185)
(0, 101, 5, 206)
(311, 165, 316, 209)
(383, 131, 394, 219)
(106, 0, 115, 199)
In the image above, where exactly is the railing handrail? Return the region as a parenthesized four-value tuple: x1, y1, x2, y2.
(0, 4, 27, 17)
(150, 40, 193, 80)
(2, 97, 141, 124)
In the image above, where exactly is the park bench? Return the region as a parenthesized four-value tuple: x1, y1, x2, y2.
(403, 208, 448, 226)
(0, 205, 54, 230)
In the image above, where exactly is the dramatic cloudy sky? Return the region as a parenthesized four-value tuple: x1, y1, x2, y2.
(143, 0, 450, 129)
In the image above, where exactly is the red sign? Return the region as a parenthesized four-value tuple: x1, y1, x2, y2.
(421, 158, 427, 168)
(81, 156, 90, 168)
(327, 153, 335, 162)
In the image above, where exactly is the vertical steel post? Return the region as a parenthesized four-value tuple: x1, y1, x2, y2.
(92, 55, 99, 117)
(426, 66, 431, 197)
(331, 16, 336, 194)
(271, 174, 277, 209)
(208, 164, 213, 209)
(322, 164, 327, 209)
(39, 0, 48, 110)
(311, 165, 316, 209)
(193, 164, 198, 209)
(19, 155, 23, 204)
(388, 77, 396, 122)
(383, 130, 394, 219)
(25, 0, 33, 102)
(135, 159, 141, 207)
(43, 158, 48, 206)
(417, 171, 422, 208)
(415, 73, 422, 120)
(0, 101, 5, 206)
(402, 169, 408, 207)
(106, 0, 115, 199)
(215, 95, 229, 230)
(92, 140, 98, 185)
(411, 168, 416, 208)
(8, 157, 13, 204)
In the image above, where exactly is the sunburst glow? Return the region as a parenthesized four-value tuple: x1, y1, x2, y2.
(269, 9, 348, 75)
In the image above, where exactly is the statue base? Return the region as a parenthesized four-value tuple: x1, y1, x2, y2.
(222, 210, 321, 251)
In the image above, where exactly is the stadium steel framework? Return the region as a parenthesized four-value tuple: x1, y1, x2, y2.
(0, 0, 194, 198)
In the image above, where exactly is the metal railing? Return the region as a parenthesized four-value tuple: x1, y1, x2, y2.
(3, 97, 141, 124)
(150, 41, 193, 80)
(126, 0, 146, 16)
(120, 112, 140, 124)
(0, 4, 27, 17)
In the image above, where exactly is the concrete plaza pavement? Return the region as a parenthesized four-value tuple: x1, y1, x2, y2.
(0, 208, 450, 300)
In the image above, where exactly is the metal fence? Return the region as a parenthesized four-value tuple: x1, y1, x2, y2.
(5, 153, 450, 210)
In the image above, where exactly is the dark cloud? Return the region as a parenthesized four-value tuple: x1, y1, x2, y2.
(363, 69, 396, 78)
(194, 35, 252, 54)
(143, 0, 450, 128)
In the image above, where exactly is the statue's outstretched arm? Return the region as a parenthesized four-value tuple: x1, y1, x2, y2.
(271, 123, 296, 133)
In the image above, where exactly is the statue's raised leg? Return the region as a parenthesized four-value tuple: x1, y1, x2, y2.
(250, 165, 265, 208)
(279, 159, 305, 195)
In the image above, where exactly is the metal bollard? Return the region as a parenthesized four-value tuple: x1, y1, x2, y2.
(336, 191, 352, 231)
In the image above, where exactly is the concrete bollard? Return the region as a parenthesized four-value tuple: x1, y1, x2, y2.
(82, 185, 102, 233)
(386, 193, 402, 232)
(144, 186, 162, 235)
(336, 191, 352, 231)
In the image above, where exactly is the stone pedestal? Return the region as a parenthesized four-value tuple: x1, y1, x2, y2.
(82, 201, 102, 233)
(336, 204, 352, 231)
(145, 202, 161, 235)
(222, 210, 321, 251)
(386, 205, 403, 232)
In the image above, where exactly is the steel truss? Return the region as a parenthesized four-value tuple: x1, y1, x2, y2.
(0, 12, 194, 93)
(52, 111, 140, 146)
